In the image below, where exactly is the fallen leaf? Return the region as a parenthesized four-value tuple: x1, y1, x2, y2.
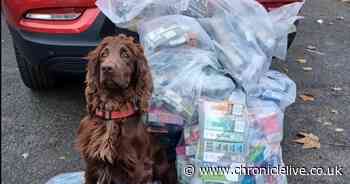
(323, 122, 332, 126)
(316, 19, 324, 24)
(299, 94, 315, 101)
(307, 45, 317, 50)
(296, 58, 307, 64)
(331, 109, 338, 114)
(336, 16, 345, 20)
(335, 128, 344, 132)
(293, 132, 321, 149)
(302, 67, 313, 71)
(305, 49, 325, 55)
(22, 153, 29, 159)
(332, 87, 342, 91)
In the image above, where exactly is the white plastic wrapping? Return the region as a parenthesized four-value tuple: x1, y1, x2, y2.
(46, 172, 84, 184)
(96, 0, 189, 30)
(245, 98, 288, 184)
(199, 12, 271, 92)
(149, 48, 235, 121)
(138, 15, 214, 56)
(268, 2, 304, 59)
(85, 1, 304, 184)
(249, 70, 297, 110)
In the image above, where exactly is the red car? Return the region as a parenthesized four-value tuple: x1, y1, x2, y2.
(2, 0, 299, 90)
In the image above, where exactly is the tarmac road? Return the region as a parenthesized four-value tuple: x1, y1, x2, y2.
(1, 0, 350, 183)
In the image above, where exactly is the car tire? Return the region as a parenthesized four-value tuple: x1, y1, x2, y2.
(14, 45, 55, 90)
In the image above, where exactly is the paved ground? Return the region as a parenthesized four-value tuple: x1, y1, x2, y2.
(1, 0, 350, 183)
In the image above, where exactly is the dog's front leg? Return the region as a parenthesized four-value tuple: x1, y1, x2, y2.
(85, 162, 99, 184)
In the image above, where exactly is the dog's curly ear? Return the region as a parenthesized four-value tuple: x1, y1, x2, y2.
(84, 36, 115, 114)
(133, 44, 153, 113)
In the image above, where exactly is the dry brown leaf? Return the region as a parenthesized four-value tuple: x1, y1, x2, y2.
(332, 87, 342, 91)
(299, 94, 315, 101)
(336, 16, 345, 20)
(307, 45, 317, 50)
(316, 19, 324, 24)
(305, 49, 325, 55)
(331, 109, 338, 114)
(323, 122, 332, 126)
(293, 132, 321, 149)
(282, 67, 289, 73)
(335, 128, 344, 132)
(296, 58, 307, 64)
(302, 67, 313, 71)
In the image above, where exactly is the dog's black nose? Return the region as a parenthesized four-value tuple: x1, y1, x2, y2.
(101, 65, 113, 73)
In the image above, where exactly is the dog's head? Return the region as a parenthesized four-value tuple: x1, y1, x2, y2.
(85, 35, 153, 113)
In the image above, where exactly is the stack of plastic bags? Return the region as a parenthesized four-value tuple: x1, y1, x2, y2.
(46, 0, 303, 183)
(95, 0, 303, 183)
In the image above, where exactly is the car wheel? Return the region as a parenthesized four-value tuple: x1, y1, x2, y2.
(14, 45, 55, 90)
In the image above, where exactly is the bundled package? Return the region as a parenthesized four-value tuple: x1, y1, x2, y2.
(148, 48, 235, 122)
(248, 70, 296, 110)
(198, 9, 273, 92)
(96, 0, 190, 31)
(89, 0, 303, 184)
(242, 99, 289, 184)
(138, 15, 214, 56)
(196, 99, 249, 163)
(176, 90, 251, 183)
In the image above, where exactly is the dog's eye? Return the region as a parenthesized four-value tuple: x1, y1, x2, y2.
(120, 48, 129, 59)
(100, 48, 109, 58)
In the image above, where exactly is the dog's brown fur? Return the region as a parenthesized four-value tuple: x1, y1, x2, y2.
(75, 35, 176, 184)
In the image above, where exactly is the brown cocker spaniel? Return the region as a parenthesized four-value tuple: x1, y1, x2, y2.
(75, 35, 177, 184)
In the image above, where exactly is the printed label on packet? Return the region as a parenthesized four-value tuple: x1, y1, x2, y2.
(203, 152, 225, 162)
(204, 141, 245, 154)
(163, 30, 177, 39)
(204, 116, 234, 132)
(169, 36, 187, 46)
(234, 117, 246, 133)
(232, 104, 244, 116)
(203, 130, 244, 142)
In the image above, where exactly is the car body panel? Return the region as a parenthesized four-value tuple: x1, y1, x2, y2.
(2, 0, 301, 75)
(2, 0, 96, 28)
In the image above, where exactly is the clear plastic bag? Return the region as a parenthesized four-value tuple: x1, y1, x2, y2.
(148, 48, 235, 121)
(181, 0, 209, 18)
(94, 1, 304, 183)
(246, 98, 288, 184)
(209, 0, 276, 50)
(244, 143, 287, 184)
(196, 98, 250, 163)
(268, 2, 304, 59)
(199, 12, 270, 92)
(46, 172, 84, 184)
(249, 70, 296, 110)
(96, 0, 189, 30)
(138, 15, 214, 56)
(247, 98, 284, 144)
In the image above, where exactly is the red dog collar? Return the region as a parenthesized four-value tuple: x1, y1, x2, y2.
(95, 103, 136, 120)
